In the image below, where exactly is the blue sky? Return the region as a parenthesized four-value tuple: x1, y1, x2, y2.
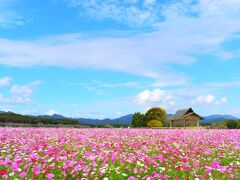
(0, 0, 240, 118)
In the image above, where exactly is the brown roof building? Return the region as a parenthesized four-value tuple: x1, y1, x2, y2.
(169, 108, 203, 127)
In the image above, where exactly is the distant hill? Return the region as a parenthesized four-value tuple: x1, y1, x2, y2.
(30, 114, 133, 126)
(202, 115, 239, 123)
(0, 112, 79, 125)
(32, 114, 68, 119)
(77, 114, 133, 126)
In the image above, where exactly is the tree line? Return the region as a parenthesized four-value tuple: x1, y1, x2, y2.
(0, 112, 79, 125)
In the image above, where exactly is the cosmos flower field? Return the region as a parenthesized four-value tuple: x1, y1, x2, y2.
(0, 128, 239, 179)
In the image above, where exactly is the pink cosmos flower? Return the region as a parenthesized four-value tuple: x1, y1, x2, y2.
(219, 166, 227, 173)
(88, 156, 96, 161)
(34, 170, 41, 175)
(212, 159, 220, 169)
(156, 155, 166, 162)
(111, 156, 117, 162)
(203, 150, 211, 155)
(46, 173, 55, 180)
(20, 171, 27, 178)
(128, 176, 137, 180)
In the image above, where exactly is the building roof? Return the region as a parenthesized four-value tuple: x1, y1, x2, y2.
(170, 108, 203, 120)
(174, 108, 193, 117)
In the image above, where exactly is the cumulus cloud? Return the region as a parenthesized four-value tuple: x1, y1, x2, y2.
(10, 81, 41, 97)
(194, 94, 215, 104)
(0, 77, 11, 87)
(0, 80, 42, 104)
(193, 94, 227, 105)
(136, 89, 176, 109)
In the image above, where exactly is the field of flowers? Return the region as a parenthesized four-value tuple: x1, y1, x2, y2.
(0, 128, 239, 179)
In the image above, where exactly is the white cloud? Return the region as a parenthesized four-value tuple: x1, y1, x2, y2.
(0, 77, 11, 87)
(10, 85, 33, 98)
(0, 31, 195, 82)
(10, 80, 42, 97)
(68, 0, 240, 27)
(0, 80, 42, 104)
(198, 0, 240, 18)
(136, 89, 176, 109)
(68, 0, 162, 27)
(0, 1, 239, 83)
(216, 97, 228, 105)
(0, 92, 31, 104)
(0, 0, 239, 88)
(193, 94, 228, 105)
(0, 14, 239, 85)
(194, 94, 215, 104)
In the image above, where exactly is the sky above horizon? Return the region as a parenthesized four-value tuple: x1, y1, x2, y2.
(0, 0, 240, 118)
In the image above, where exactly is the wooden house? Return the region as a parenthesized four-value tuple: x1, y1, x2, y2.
(169, 108, 203, 127)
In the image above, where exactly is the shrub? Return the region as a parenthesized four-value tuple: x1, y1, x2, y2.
(147, 120, 163, 128)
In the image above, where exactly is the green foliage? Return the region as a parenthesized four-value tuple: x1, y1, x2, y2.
(145, 107, 167, 126)
(225, 120, 239, 129)
(212, 122, 227, 129)
(0, 112, 79, 125)
(131, 107, 168, 127)
(131, 112, 145, 127)
(147, 120, 162, 128)
(212, 120, 240, 129)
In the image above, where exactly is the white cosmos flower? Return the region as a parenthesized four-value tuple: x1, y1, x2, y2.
(137, 161, 144, 167)
(122, 173, 128, 177)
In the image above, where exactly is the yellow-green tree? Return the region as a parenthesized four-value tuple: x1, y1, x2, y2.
(145, 107, 167, 126)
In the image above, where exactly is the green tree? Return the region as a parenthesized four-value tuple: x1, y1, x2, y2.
(145, 107, 167, 126)
(131, 112, 145, 127)
(226, 120, 238, 129)
(147, 120, 162, 128)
